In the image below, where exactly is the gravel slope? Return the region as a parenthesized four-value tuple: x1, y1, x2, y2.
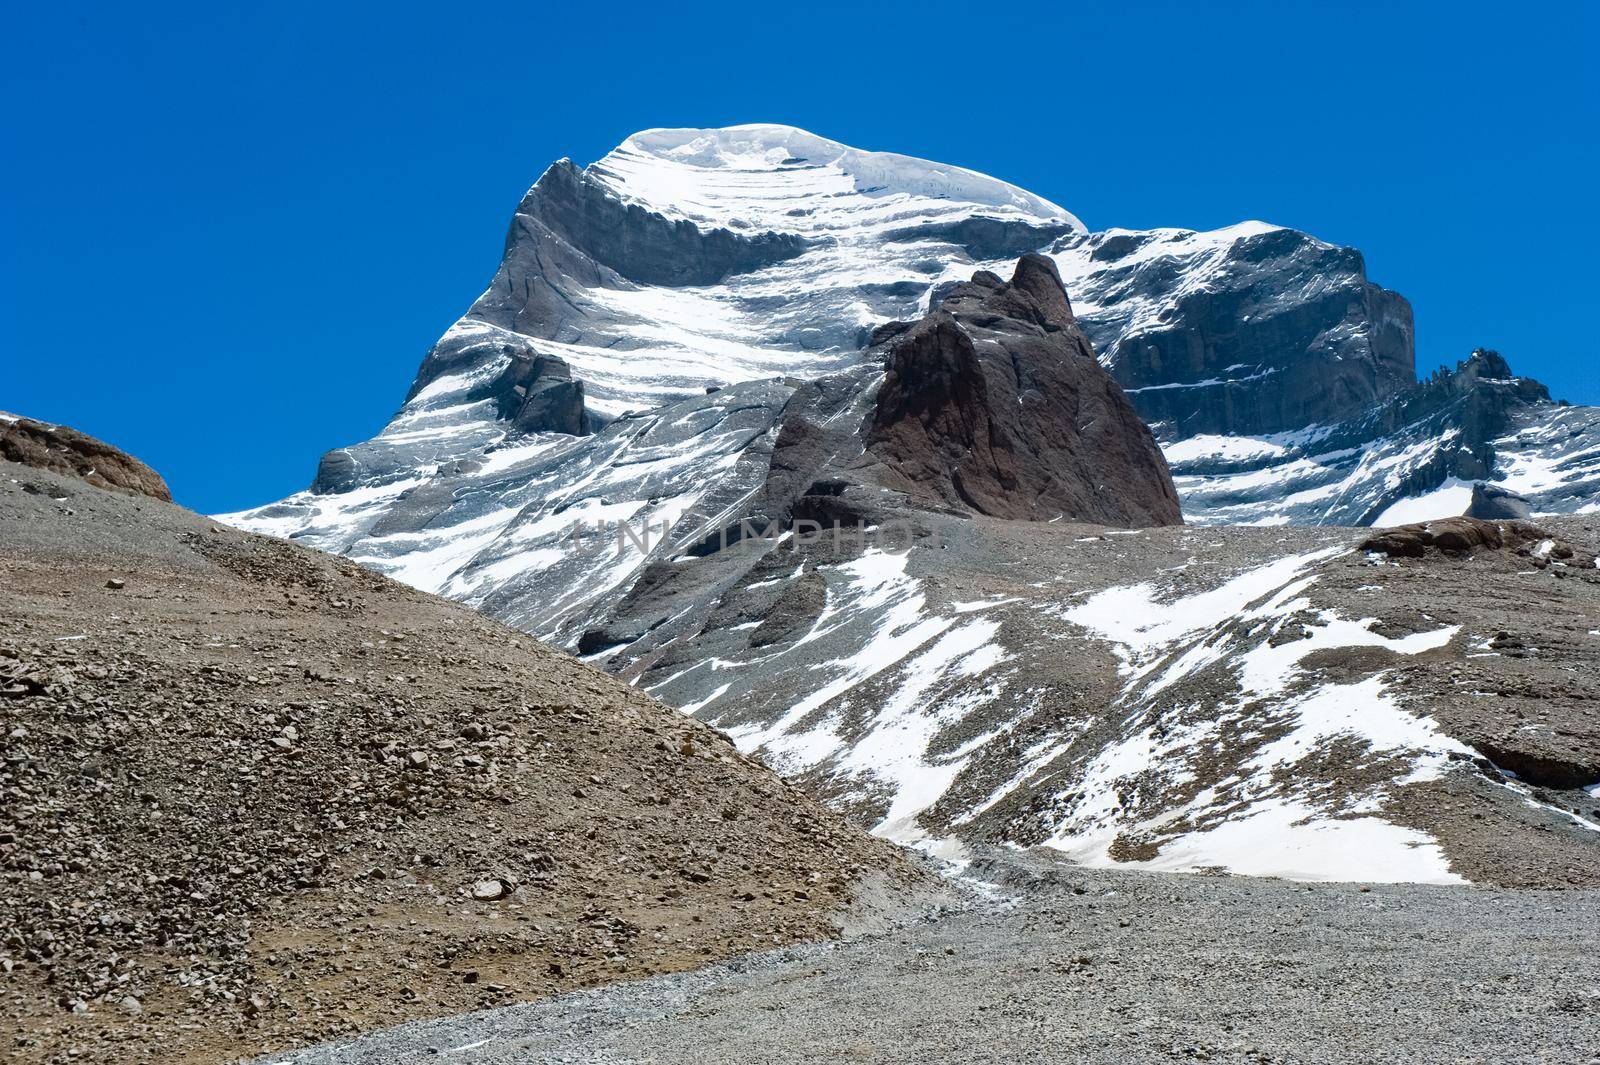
(0, 461, 923, 1064)
(258, 848, 1600, 1065)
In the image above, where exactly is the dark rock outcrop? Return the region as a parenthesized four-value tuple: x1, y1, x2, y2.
(1473, 739, 1600, 791)
(311, 448, 361, 494)
(864, 255, 1183, 527)
(748, 569, 828, 648)
(0, 416, 171, 501)
(1361, 517, 1594, 569)
(1361, 517, 1544, 557)
(882, 216, 1079, 261)
(502, 352, 591, 436)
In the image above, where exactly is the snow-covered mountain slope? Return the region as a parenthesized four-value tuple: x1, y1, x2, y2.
(620, 510, 1600, 886)
(226, 125, 1596, 569)
(226, 125, 1099, 619)
(591, 125, 1078, 234)
(1168, 349, 1600, 526)
(394, 124, 1083, 431)
(236, 378, 797, 642)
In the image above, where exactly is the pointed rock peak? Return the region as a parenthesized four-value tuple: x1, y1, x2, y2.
(932, 255, 1077, 333)
(864, 264, 1181, 528)
(1464, 348, 1515, 379)
(1422, 348, 1551, 405)
(1009, 253, 1075, 327)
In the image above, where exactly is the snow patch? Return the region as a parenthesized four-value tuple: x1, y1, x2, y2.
(1373, 479, 1474, 527)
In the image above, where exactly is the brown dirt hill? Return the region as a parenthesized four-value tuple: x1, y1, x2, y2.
(0, 459, 923, 1064)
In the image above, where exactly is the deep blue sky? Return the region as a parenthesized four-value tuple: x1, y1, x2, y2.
(5, 1, 1596, 512)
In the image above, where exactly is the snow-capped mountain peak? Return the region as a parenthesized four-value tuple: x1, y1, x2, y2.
(218, 125, 1600, 887)
(590, 123, 1081, 233)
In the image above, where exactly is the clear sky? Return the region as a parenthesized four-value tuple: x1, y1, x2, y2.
(4, 1, 1597, 512)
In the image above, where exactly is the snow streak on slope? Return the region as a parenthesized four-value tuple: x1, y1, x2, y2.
(1050, 549, 1468, 883)
(653, 534, 1473, 883)
(1494, 403, 1600, 516)
(679, 549, 1014, 849)
(1165, 426, 1467, 527)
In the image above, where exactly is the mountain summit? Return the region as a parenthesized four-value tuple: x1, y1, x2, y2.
(224, 125, 1595, 630)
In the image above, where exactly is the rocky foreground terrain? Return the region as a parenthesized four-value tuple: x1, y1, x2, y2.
(262, 848, 1600, 1065)
(0, 434, 926, 1064)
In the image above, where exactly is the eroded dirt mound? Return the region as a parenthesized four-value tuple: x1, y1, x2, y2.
(0, 462, 921, 1064)
(0, 416, 171, 501)
(1362, 516, 1597, 569)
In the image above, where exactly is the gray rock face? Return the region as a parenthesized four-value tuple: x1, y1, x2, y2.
(882, 215, 1078, 260)
(1466, 483, 1533, 520)
(523, 159, 810, 288)
(1051, 225, 1415, 438)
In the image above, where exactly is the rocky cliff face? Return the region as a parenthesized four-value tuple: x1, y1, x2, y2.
(1052, 225, 1415, 439)
(1167, 349, 1595, 527)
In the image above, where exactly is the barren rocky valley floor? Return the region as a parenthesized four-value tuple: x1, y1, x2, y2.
(7, 433, 1600, 1065)
(265, 850, 1600, 1065)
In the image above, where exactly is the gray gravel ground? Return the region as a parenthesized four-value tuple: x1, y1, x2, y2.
(258, 849, 1600, 1065)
